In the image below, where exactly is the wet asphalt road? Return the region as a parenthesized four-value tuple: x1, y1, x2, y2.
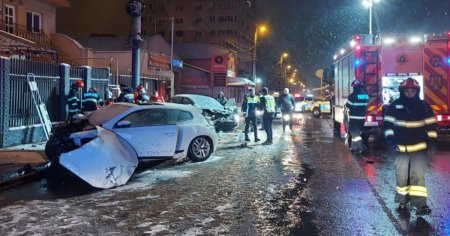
(0, 113, 449, 235)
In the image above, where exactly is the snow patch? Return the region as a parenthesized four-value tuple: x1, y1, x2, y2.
(215, 203, 233, 212)
(136, 195, 160, 200)
(143, 224, 169, 234)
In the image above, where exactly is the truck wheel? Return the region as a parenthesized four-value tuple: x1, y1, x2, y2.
(312, 108, 321, 118)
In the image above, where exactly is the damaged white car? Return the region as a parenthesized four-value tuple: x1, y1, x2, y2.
(45, 103, 218, 189)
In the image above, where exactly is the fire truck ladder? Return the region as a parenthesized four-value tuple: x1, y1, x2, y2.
(27, 73, 52, 140)
(362, 50, 380, 97)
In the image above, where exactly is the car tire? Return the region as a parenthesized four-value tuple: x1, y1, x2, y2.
(312, 108, 321, 118)
(188, 136, 213, 162)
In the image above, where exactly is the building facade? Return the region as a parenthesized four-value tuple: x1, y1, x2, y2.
(143, 0, 256, 77)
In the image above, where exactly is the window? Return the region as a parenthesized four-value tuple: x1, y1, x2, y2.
(210, 30, 216, 35)
(194, 5, 202, 10)
(5, 4, 15, 33)
(181, 98, 193, 105)
(209, 16, 215, 22)
(175, 18, 183, 24)
(177, 111, 193, 122)
(195, 31, 202, 37)
(175, 31, 183, 37)
(118, 109, 177, 127)
(195, 18, 202, 23)
(175, 5, 184, 11)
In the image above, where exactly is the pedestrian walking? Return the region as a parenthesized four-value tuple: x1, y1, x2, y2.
(344, 80, 369, 154)
(383, 77, 437, 215)
(82, 87, 102, 114)
(259, 87, 276, 145)
(242, 87, 260, 142)
(278, 88, 295, 132)
(67, 80, 84, 118)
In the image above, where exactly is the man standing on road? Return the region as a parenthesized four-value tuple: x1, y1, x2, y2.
(242, 87, 260, 142)
(383, 77, 437, 216)
(344, 80, 369, 154)
(259, 87, 276, 145)
(278, 88, 296, 132)
(67, 80, 84, 118)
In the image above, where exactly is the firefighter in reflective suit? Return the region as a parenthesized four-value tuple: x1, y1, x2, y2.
(383, 77, 437, 215)
(67, 80, 84, 118)
(344, 80, 369, 154)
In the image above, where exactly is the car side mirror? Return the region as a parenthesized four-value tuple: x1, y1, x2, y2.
(116, 120, 132, 128)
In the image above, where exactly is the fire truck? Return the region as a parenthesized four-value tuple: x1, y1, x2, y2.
(331, 32, 450, 140)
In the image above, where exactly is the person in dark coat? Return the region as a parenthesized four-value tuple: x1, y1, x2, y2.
(278, 88, 296, 132)
(216, 91, 228, 106)
(82, 87, 102, 113)
(383, 77, 437, 215)
(258, 87, 276, 145)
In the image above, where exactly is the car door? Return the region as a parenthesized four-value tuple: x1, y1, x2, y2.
(112, 108, 178, 159)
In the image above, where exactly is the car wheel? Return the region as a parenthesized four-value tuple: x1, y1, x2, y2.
(312, 108, 321, 118)
(188, 136, 213, 162)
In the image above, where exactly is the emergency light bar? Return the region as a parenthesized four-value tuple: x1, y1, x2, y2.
(436, 115, 450, 122)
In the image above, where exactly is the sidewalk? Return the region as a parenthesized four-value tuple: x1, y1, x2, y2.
(0, 142, 50, 188)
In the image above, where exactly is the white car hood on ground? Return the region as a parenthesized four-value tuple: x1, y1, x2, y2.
(59, 126, 138, 189)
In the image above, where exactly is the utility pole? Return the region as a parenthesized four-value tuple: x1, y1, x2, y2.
(170, 16, 174, 97)
(126, 0, 145, 89)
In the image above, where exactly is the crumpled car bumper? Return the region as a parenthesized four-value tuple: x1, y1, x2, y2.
(59, 127, 138, 189)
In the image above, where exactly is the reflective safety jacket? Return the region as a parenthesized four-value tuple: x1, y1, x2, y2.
(383, 98, 437, 153)
(345, 91, 369, 120)
(259, 95, 276, 113)
(67, 88, 81, 115)
(82, 91, 102, 112)
(242, 95, 260, 117)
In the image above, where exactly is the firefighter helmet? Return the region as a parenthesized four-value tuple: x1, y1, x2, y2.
(261, 87, 269, 95)
(89, 86, 97, 92)
(75, 80, 84, 88)
(400, 78, 420, 90)
(351, 80, 363, 87)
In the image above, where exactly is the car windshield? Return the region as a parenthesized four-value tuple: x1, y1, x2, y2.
(187, 95, 225, 110)
(86, 103, 134, 126)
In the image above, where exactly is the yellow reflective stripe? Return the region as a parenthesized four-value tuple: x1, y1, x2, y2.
(409, 185, 427, 197)
(424, 117, 437, 125)
(397, 142, 427, 152)
(427, 131, 437, 138)
(396, 186, 410, 195)
(384, 129, 394, 137)
(384, 116, 396, 123)
(395, 120, 425, 128)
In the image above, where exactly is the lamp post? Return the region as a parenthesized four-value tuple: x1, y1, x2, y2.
(126, 0, 145, 89)
(278, 53, 288, 89)
(362, 0, 380, 35)
(253, 25, 267, 82)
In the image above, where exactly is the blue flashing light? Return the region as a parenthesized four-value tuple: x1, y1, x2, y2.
(354, 59, 362, 66)
(447, 57, 450, 65)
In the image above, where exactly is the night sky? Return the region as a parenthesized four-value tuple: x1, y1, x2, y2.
(255, 0, 450, 89)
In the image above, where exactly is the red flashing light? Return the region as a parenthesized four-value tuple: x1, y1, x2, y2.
(356, 45, 361, 51)
(294, 93, 301, 98)
(355, 36, 360, 40)
(436, 115, 442, 121)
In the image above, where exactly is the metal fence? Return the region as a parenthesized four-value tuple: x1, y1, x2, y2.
(9, 59, 60, 128)
(8, 60, 112, 128)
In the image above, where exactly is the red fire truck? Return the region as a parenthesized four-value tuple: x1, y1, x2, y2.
(331, 32, 450, 140)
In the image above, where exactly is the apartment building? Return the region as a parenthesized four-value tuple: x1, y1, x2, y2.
(144, 0, 257, 76)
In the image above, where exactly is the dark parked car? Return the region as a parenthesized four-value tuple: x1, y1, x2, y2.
(169, 94, 239, 132)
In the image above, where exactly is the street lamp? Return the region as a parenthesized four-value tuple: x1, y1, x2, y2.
(253, 25, 267, 81)
(362, 0, 380, 35)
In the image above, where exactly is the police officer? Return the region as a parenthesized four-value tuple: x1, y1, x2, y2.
(67, 80, 84, 118)
(82, 87, 102, 114)
(242, 87, 260, 142)
(278, 88, 295, 132)
(259, 87, 276, 145)
(345, 80, 369, 154)
(116, 84, 135, 103)
(383, 78, 437, 215)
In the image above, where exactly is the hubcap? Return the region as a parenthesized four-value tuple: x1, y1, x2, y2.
(192, 137, 211, 158)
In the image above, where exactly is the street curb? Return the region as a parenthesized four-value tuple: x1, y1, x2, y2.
(0, 162, 51, 190)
